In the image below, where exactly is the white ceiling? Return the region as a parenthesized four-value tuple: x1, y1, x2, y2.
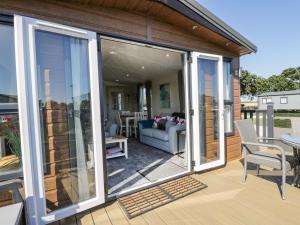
(101, 39, 183, 84)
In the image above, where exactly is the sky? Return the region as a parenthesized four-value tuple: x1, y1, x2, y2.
(197, 0, 300, 78)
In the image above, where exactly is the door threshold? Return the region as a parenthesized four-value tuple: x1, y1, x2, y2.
(107, 170, 193, 201)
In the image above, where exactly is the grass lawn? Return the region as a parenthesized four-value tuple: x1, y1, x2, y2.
(274, 112, 300, 117)
(274, 119, 291, 128)
(251, 118, 291, 128)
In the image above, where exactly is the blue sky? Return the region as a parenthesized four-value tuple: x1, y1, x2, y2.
(197, 0, 300, 78)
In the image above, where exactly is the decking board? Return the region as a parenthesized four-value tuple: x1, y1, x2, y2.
(53, 160, 300, 225)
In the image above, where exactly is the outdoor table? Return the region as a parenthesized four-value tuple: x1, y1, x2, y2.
(280, 133, 300, 187)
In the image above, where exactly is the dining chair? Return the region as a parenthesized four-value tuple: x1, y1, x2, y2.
(235, 119, 298, 200)
(130, 112, 145, 138)
(121, 111, 130, 116)
(116, 111, 126, 135)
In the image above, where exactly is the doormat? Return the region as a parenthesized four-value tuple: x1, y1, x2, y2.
(117, 176, 207, 219)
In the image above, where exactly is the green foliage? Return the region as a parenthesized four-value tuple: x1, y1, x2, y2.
(0, 117, 22, 165)
(240, 66, 300, 96)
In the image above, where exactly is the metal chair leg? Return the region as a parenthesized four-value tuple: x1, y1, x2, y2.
(282, 169, 286, 200)
(243, 157, 247, 183)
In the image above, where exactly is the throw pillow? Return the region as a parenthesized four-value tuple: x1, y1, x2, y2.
(157, 118, 167, 130)
(175, 118, 185, 125)
(153, 116, 162, 128)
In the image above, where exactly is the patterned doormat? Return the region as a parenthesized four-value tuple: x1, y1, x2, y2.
(118, 176, 207, 219)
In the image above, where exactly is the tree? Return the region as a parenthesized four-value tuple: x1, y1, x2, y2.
(241, 66, 300, 96)
(267, 74, 297, 92)
(281, 67, 300, 88)
(240, 70, 258, 95)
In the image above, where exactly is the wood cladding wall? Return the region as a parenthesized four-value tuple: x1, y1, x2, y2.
(227, 57, 242, 161)
(0, 0, 240, 57)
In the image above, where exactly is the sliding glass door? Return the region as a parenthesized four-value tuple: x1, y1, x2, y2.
(191, 52, 225, 171)
(14, 16, 104, 224)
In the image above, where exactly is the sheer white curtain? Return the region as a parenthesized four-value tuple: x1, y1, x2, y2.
(70, 38, 90, 201)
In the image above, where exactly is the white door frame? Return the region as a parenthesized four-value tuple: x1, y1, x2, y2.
(191, 52, 225, 171)
(14, 15, 105, 224)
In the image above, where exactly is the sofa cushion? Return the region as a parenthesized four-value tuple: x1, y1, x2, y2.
(165, 121, 176, 132)
(152, 129, 169, 141)
(141, 128, 154, 137)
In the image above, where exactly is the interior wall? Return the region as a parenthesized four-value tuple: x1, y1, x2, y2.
(151, 72, 180, 116)
(104, 82, 138, 121)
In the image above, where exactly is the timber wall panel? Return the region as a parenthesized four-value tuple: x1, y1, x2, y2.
(0, 0, 238, 57)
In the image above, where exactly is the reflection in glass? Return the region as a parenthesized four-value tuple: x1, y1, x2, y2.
(198, 58, 219, 163)
(0, 24, 22, 207)
(223, 61, 233, 101)
(35, 30, 95, 212)
(224, 104, 233, 133)
(0, 24, 21, 173)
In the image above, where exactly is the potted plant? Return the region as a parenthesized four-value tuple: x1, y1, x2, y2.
(0, 115, 21, 165)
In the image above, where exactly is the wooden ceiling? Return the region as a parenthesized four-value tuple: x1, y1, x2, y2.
(49, 0, 249, 56)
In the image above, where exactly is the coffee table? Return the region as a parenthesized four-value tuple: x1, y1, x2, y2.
(105, 135, 128, 159)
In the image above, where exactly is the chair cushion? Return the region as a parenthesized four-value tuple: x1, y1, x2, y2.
(152, 129, 169, 141)
(247, 150, 297, 171)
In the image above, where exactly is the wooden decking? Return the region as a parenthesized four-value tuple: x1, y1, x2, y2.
(53, 160, 300, 225)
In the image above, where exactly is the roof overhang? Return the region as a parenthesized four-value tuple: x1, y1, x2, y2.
(157, 0, 257, 55)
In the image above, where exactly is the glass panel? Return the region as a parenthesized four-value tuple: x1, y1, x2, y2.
(0, 24, 22, 174)
(198, 58, 219, 163)
(35, 30, 95, 212)
(0, 24, 22, 207)
(223, 61, 233, 101)
(224, 104, 233, 133)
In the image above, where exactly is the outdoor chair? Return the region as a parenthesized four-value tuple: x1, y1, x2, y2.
(0, 169, 24, 225)
(235, 119, 298, 200)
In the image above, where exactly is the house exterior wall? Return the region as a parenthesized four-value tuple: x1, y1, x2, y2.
(0, 0, 242, 211)
(258, 94, 300, 110)
(0, 0, 241, 162)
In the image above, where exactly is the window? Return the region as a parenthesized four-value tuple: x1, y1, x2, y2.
(280, 97, 288, 104)
(223, 60, 234, 135)
(111, 91, 123, 110)
(0, 21, 23, 205)
(262, 97, 272, 104)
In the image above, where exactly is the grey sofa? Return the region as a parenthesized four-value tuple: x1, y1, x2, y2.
(139, 119, 185, 154)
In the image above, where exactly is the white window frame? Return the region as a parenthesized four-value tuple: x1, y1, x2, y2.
(223, 60, 234, 135)
(14, 15, 105, 225)
(280, 97, 288, 104)
(191, 52, 225, 172)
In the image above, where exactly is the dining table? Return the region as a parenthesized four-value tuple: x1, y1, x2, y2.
(120, 114, 135, 137)
(125, 116, 135, 137)
(280, 133, 300, 187)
